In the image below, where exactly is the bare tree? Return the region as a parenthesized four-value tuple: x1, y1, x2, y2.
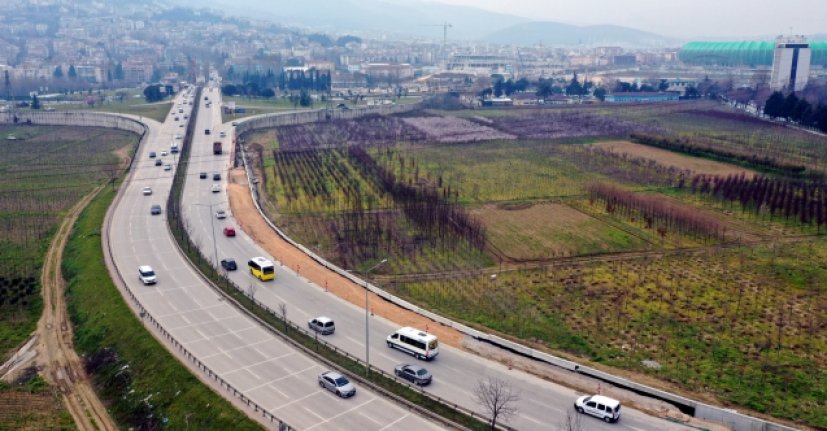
(559, 410, 582, 431)
(247, 283, 258, 304)
(278, 302, 288, 331)
(473, 377, 520, 430)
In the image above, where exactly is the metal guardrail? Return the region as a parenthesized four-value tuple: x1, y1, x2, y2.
(234, 107, 803, 431)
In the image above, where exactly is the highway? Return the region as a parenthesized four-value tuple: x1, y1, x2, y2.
(107, 88, 441, 430)
(181, 86, 698, 431)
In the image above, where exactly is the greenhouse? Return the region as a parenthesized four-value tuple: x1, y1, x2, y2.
(679, 41, 827, 66)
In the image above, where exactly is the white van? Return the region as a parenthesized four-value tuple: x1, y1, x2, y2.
(574, 394, 621, 423)
(386, 327, 439, 360)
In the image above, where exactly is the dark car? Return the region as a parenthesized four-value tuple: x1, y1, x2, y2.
(394, 364, 432, 386)
(150, 204, 162, 215)
(213, 173, 221, 181)
(199, 172, 207, 179)
(149, 151, 156, 158)
(155, 159, 162, 166)
(220, 258, 237, 271)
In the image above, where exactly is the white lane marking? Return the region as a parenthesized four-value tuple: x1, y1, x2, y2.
(357, 411, 384, 426)
(166, 312, 243, 331)
(156, 302, 224, 318)
(269, 387, 321, 412)
(244, 364, 316, 393)
(379, 414, 409, 430)
(204, 342, 288, 362)
(303, 397, 378, 431)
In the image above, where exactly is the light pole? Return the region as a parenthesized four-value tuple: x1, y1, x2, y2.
(362, 258, 387, 376)
(193, 201, 225, 266)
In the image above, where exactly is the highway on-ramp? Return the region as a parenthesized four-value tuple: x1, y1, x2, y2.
(182, 89, 698, 431)
(108, 88, 441, 430)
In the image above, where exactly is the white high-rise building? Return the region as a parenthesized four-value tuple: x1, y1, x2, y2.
(770, 35, 811, 91)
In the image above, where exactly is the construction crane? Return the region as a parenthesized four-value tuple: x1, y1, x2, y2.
(425, 22, 452, 52)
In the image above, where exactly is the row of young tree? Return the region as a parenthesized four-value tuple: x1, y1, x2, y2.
(763, 91, 827, 132)
(587, 182, 727, 241)
(348, 146, 487, 251)
(691, 173, 827, 229)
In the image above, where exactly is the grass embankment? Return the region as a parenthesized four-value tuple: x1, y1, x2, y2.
(62, 185, 263, 430)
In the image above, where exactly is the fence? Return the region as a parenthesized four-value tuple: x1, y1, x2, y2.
(236, 107, 802, 431)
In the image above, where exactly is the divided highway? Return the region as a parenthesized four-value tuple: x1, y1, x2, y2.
(107, 88, 441, 430)
(182, 88, 697, 431)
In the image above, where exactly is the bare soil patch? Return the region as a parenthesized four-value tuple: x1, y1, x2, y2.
(593, 141, 755, 178)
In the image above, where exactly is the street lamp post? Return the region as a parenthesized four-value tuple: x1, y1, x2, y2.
(362, 258, 387, 376)
(193, 201, 225, 266)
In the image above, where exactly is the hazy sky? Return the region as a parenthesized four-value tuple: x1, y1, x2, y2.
(429, 0, 827, 38)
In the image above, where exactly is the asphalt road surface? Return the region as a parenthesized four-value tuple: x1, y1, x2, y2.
(180, 89, 697, 431)
(108, 87, 441, 430)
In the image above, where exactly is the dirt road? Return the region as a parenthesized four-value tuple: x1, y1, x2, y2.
(36, 185, 118, 431)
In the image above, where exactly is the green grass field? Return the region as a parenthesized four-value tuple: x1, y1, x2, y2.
(63, 185, 263, 430)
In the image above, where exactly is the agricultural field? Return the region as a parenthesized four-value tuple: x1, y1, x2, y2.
(245, 103, 827, 428)
(0, 125, 137, 362)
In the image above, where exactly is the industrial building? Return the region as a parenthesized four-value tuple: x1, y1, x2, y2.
(679, 40, 827, 67)
(770, 36, 811, 91)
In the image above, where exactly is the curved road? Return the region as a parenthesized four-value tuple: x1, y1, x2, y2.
(182, 87, 697, 431)
(108, 87, 440, 430)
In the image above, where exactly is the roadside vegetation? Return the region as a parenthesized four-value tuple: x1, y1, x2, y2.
(63, 184, 263, 430)
(243, 100, 827, 429)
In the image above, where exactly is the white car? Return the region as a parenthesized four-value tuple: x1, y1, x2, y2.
(574, 395, 621, 423)
(219, 131, 226, 138)
(142, 187, 152, 195)
(138, 265, 157, 285)
(211, 184, 220, 193)
(161, 150, 168, 156)
(164, 164, 172, 171)
(215, 209, 227, 219)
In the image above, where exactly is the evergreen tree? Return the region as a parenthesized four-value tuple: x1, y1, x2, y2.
(68, 64, 77, 79)
(53, 65, 63, 79)
(31, 94, 41, 109)
(114, 62, 124, 80)
(781, 92, 799, 119)
(763, 91, 785, 117)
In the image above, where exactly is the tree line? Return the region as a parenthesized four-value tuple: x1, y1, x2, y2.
(348, 146, 486, 251)
(763, 91, 827, 132)
(630, 133, 808, 176)
(691, 173, 827, 230)
(587, 182, 727, 241)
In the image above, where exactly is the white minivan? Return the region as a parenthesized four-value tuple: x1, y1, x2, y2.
(386, 327, 439, 360)
(574, 394, 621, 423)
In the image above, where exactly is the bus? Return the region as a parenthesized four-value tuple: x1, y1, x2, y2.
(386, 327, 439, 360)
(248, 257, 275, 281)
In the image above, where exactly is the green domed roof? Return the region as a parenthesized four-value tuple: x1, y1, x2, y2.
(679, 41, 827, 66)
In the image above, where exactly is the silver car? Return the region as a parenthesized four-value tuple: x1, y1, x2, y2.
(394, 364, 432, 386)
(308, 317, 335, 335)
(318, 371, 355, 398)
